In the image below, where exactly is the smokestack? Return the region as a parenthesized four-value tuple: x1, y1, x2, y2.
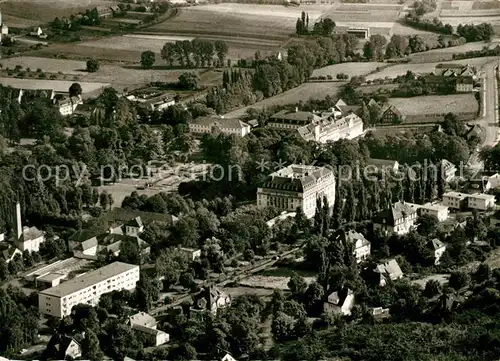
(16, 202, 22, 240)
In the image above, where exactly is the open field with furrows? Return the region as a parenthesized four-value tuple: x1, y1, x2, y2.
(312, 62, 385, 78)
(366, 56, 496, 80)
(0, 77, 108, 97)
(0, 56, 86, 75)
(224, 82, 344, 118)
(388, 93, 478, 116)
(0, 0, 118, 27)
(408, 40, 500, 63)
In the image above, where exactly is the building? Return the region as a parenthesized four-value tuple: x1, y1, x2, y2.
(125, 216, 144, 236)
(428, 238, 446, 265)
(180, 247, 201, 261)
(96, 5, 113, 18)
(55, 96, 83, 116)
(1, 245, 22, 263)
(297, 112, 364, 143)
(435, 63, 477, 77)
(323, 288, 355, 315)
(440, 159, 457, 182)
(36, 272, 66, 289)
(14, 203, 45, 253)
(456, 76, 474, 92)
(469, 176, 492, 193)
(257, 164, 336, 219)
(373, 201, 418, 235)
(367, 158, 399, 173)
(43, 334, 82, 360)
(29, 27, 47, 39)
(375, 259, 403, 286)
(442, 191, 468, 210)
(268, 108, 322, 129)
(419, 202, 449, 222)
(488, 173, 500, 189)
(188, 115, 251, 137)
(0, 12, 9, 44)
(192, 286, 231, 315)
(467, 193, 496, 211)
(336, 230, 370, 263)
(346, 27, 370, 39)
(380, 105, 404, 124)
(128, 312, 169, 346)
(38, 262, 140, 318)
(266, 211, 296, 229)
(222, 354, 237, 361)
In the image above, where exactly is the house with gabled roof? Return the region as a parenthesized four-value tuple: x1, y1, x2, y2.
(188, 115, 251, 137)
(428, 238, 446, 265)
(335, 230, 370, 263)
(192, 286, 231, 315)
(43, 334, 82, 360)
(323, 288, 355, 315)
(373, 201, 418, 235)
(127, 311, 170, 346)
(440, 159, 457, 182)
(375, 258, 403, 286)
(380, 104, 404, 124)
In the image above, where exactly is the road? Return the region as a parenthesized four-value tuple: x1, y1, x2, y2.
(467, 60, 500, 171)
(150, 246, 303, 315)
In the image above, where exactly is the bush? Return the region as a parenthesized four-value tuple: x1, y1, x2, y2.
(86, 58, 100, 72)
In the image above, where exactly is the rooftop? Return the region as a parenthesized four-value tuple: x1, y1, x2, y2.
(190, 115, 250, 129)
(375, 258, 403, 279)
(367, 158, 398, 168)
(40, 262, 138, 298)
(374, 201, 418, 226)
(129, 311, 156, 328)
(270, 109, 321, 123)
(260, 165, 334, 193)
(37, 272, 65, 283)
(469, 193, 496, 200)
(422, 202, 449, 211)
(443, 191, 468, 199)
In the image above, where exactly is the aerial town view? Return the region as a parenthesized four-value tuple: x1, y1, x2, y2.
(1, 0, 500, 359)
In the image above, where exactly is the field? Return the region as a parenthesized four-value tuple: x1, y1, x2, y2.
(0, 0, 118, 27)
(224, 82, 344, 118)
(0, 56, 86, 75)
(408, 40, 500, 63)
(312, 62, 384, 78)
(0, 77, 108, 95)
(366, 56, 496, 80)
(388, 94, 478, 116)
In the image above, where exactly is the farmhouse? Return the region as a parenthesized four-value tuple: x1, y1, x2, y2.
(188, 115, 251, 137)
(323, 288, 355, 315)
(435, 63, 477, 78)
(373, 201, 418, 235)
(257, 164, 336, 219)
(0, 12, 8, 43)
(386, 95, 478, 124)
(380, 104, 404, 124)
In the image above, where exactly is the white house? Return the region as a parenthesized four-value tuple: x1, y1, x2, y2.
(488, 173, 500, 189)
(428, 238, 446, 265)
(125, 216, 144, 236)
(222, 354, 237, 361)
(467, 193, 496, 211)
(128, 312, 169, 347)
(419, 202, 449, 222)
(29, 27, 47, 39)
(336, 230, 370, 263)
(373, 201, 418, 235)
(323, 288, 355, 315)
(442, 191, 468, 210)
(188, 115, 252, 137)
(180, 247, 201, 261)
(15, 203, 45, 253)
(375, 259, 403, 286)
(440, 159, 457, 182)
(55, 96, 83, 116)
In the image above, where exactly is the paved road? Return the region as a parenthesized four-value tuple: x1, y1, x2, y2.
(467, 60, 500, 171)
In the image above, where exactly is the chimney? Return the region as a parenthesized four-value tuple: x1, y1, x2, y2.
(295, 107, 298, 113)
(16, 202, 22, 240)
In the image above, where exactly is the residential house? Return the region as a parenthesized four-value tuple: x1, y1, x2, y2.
(488, 173, 500, 189)
(371, 307, 390, 319)
(257, 164, 335, 219)
(428, 238, 446, 265)
(323, 288, 355, 315)
(97, 233, 151, 259)
(71, 237, 99, 258)
(467, 193, 496, 211)
(188, 115, 252, 137)
(125, 216, 144, 236)
(419, 202, 449, 222)
(0, 11, 9, 43)
(442, 191, 468, 210)
(435, 63, 476, 77)
(336, 230, 371, 263)
(440, 159, 457, 182)
(96, 5, 113, 18)
(222, 354, 237, 361)
(192, 286, 231, 315)
(375, 258, 403, 286)
(43, 334, 82, 360)
(1, 245, 22, 263)
(367, 158, 399, 173)
(456, 76, 474, 92)
(29, 27, 47, 39)
(180, 247, 201, 261)
(380, 105, 404, 124)
(128, 312, 169, 346)
(55, 96, 83, 116)
(373, 201, 418, 235)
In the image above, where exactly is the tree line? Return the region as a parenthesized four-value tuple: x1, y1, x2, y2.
(160, 39, 229, 68)
(296, 11, 336, 37)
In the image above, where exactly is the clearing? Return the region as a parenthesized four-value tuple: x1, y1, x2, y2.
(312, 62, 384, 78)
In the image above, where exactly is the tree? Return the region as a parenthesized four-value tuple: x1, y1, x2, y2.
(214, 40, 229, 67)
(161, 42, 176, 66)
(135, 274, 161, 311)
(423, 279, 441, 298)
(288, 271, 308, 297)
(140, 50, 156, 69)
(86, 59, 100, 72)
(82, 330, 104, 361)
(364, 35, 387, 61)
(99, 191, 109, 210)
(449, 271, 470, 291)
(69, 83, 82, 98)
(178, 72, 200, 90)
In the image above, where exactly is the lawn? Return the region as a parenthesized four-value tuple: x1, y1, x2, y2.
(0, 77, 108, 96)
(0, 56, 86, 75)
(388, 94, 478, 116)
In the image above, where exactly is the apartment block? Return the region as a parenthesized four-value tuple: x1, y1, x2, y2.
(257, 164, 335, 218)
(442, 192, 468, 210)
(39, 262, 140, 318)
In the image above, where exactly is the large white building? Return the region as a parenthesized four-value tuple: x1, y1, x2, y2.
(373, 201, 418, 235)
(257, 164, 335, 218)
(467, 193, 496, 211)
(298, 112, 364, 143)
(442, 191, 468, 210)
(188, 115, 251, 137)
(38, 262, 140, 318)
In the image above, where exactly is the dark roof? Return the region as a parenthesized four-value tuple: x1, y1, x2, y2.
(125, 216, 143, 228)
(270, 109, 318, 123)
(338, 104, 361, 115)
(374, 201, 417, 226)
(44, 334, 80, 359)
(456, 76, 474, 84)
(326, 288, 353, 307)
(259, 165, 333, 193)
(1, 245, 19, 261)
(194, 286, 227, 310)
(436, 63, 466, 69)
(190, 115, 250, 129)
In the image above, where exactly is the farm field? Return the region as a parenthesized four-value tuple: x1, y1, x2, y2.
(312, 62, 384, 78)
(0, 56, 86, 75)
(388, 93, 478, 116)
(238, 274, 315, 290)
(224, 82, 344, 118)
(408, 41, 499, 63)
(0, 0, 118, 27)
(0, 77, 109, 97)
(366, 56, 496, 80)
